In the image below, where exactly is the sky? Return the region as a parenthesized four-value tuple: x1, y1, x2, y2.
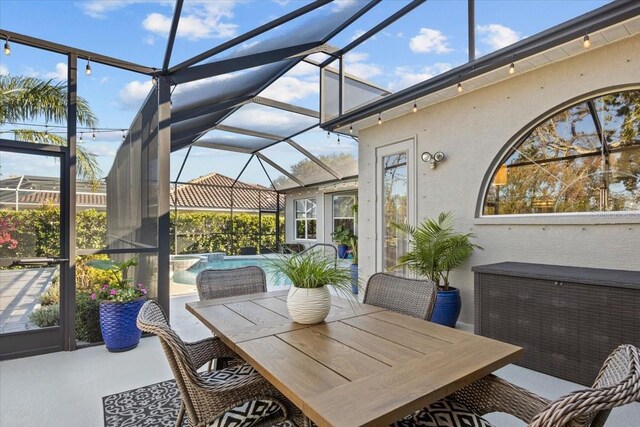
(0, 0, 611, 187)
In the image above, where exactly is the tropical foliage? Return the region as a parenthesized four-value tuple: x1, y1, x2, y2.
(0, 75, 101, 182)
(87, 257, 147, 303)
(394, 212, 481, 290)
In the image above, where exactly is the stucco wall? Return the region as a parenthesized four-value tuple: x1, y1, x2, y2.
(358, 34, 640, 325)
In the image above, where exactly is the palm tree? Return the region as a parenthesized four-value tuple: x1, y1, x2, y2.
(1, 75, 101, 182)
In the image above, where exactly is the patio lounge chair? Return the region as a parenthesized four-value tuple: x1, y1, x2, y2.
(391, 344, 640, 427)
(137, 300, 303, 427)
(363, 273, 437, 321)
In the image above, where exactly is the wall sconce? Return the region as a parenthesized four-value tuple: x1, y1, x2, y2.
(421, 151, 445, 169)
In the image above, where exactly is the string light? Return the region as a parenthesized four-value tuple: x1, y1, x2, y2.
(92, 129, 96, 140)
(4, 37, 10, 56)
(44, 124, 48, 136)
(457, 81, 463, 93)
(79, 132, 83, 142)
(349, 124, 353, 134)
(327, 131, 330, 138)
(583, 34, 591, 49)
(509, 63, 515, 74)
(337, 134, 341, 145)
(85, 58, 92, 76)
(377, 113, 382, 125)
(122, 130, 126, 141)
(413, 100, 418, 113)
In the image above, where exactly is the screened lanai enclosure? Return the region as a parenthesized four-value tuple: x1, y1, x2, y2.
(0, 0, 428, 358)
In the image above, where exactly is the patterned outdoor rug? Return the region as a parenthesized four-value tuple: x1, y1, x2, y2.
(103, 379, 187, 426)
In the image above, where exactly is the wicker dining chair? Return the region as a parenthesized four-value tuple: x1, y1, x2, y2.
(391, 344, 640, 427)
(137, 300, 303, 427)
(196, 266, 267, 301)
(363, 273, 437, 321)
(196, 266, 268, 370)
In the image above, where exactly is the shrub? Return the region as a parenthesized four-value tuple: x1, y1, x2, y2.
(39, 282, 60, 306)
(29, 304, 60, 327)
(76, 294, 102, 343)
(76, 255, 119, 293)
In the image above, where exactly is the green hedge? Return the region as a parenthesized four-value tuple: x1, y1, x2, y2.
(1, 206, 283, 258)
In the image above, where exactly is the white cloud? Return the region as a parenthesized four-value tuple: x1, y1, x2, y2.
(44, 62, 68, 81)
(409, 28, 452, 54)
(287, 62, 318, 77)
(0, 64, 8, 76)
(344, 52, 382, 79)
(80, 0, 163, 19)
(260, 76, 318, 102)
(390, 63, 452, 91)
(81, 1, 238, 41)
(118, 80, 154, 109)
(349, 29, 375, 42)
(272, 0, 290, 5)
(477, 24, 522, 50)
(142, 1, 238, 41)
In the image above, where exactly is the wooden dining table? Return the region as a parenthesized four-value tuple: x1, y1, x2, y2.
(186, 290, 522, 427)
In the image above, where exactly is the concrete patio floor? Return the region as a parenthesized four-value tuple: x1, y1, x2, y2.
(0, 293, 638, 426)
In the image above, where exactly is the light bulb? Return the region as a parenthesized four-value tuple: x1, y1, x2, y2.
(85, 59, 92, 76)
(122, 130, 126, 141)
(4, 39, 10, 56)
(337, 135, 341, 145)
(413, 101, 417, 113)
(92, 131, 96, 140)
(583, 34, 590, 49)
(349, 124, 353, 134)
(377, 113, 382, 125)
(79, 132, 83, 142)
(327, 131, 330, 139)
(457, 82, 463, 93)
(509, 63, 515, 74)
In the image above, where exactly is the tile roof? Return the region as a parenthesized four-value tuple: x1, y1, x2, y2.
(1, 173, 280, 211)
(171, 173, 280, 211)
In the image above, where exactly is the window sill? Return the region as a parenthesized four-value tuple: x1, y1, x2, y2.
(474, 212, 640, 226)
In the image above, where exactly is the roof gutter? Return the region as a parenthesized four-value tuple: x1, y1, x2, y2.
(322, 0, 640, 131)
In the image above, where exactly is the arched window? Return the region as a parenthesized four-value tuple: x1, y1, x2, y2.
(483, 89, 640, 215)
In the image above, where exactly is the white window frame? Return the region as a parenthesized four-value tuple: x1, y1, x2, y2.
(332, 194, 357, 235)
(295, 198, 317, 241)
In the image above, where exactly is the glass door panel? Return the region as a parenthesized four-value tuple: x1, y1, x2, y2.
(376, 140, 415, 274)
(0, 149, 64, 357)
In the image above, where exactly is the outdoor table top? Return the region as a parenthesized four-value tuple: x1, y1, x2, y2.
(186, 290, 523, 427)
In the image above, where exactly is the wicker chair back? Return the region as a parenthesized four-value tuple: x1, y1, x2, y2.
(196, 266, 267, 301)
(363, 272, 437, 321)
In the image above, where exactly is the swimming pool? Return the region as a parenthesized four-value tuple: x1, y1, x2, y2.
(171, 256, 290, 291)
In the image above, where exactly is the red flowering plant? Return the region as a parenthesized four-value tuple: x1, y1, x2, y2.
(87, 257, 147, 303)
(0, 217, 19, 250)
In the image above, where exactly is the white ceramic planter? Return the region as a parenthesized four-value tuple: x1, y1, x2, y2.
(287, 286, 331, 324)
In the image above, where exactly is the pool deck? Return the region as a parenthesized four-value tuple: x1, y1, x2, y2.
(0, 267, 57, 333)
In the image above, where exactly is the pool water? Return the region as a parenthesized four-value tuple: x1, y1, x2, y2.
(172, 257, 290, 291)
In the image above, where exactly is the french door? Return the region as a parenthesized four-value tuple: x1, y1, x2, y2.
(0, 142, 74, 359)
(376, 139, 416, 274)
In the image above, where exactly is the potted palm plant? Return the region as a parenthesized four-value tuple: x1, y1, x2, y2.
(394, 212, 481, 327)
(269, 251, 353, 324)
(331, 225, 354, 259)
(88, 257, 147, 352)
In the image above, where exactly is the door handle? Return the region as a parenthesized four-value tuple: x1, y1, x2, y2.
(11, 258, 69, 266)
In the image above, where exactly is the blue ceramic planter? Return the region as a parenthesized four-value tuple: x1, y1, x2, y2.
(430, 288, 461, 328)
(337, 244, 349, 259)
(99, 297, 146, 352)
(350, 264, 359, 294)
